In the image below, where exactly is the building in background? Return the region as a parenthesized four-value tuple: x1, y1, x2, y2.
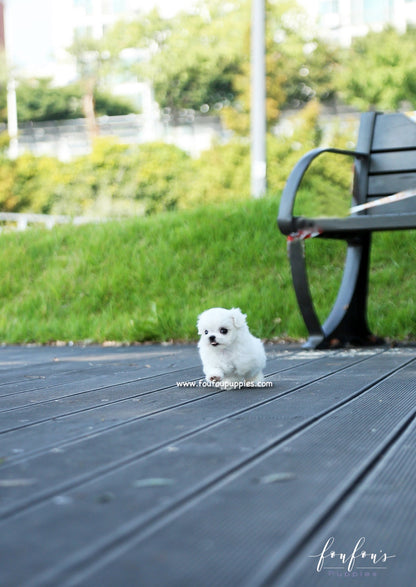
(11, 0, 415, 85)
(310, 0, 416, 46)
(5, 0, 416, 160)
(0, 1, 5, 50)
(49, 0, 144, 86)
(7, 0, 416, 92)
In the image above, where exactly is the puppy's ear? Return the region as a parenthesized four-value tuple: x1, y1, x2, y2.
(196, 313, 204, 335)
(230, 307, 247, 328)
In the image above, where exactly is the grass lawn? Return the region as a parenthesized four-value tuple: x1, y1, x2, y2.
(0, 195, 415, 344)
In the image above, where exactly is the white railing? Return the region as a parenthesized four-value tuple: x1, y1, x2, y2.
(0, 213, 106, 231)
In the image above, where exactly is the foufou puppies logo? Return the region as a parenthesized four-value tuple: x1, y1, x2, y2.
(309, 537, 396, 574)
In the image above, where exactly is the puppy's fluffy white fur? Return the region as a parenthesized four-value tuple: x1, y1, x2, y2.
(197, 307, 266, 387)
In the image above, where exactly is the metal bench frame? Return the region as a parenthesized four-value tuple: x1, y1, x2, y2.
(278, 111, 416, 349)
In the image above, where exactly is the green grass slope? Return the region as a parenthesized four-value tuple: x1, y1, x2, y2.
(0, 196, 415, 344)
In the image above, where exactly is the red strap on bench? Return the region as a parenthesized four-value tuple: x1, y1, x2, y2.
(287, 228, 322, 242)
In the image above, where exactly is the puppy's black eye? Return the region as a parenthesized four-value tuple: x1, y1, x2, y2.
(204, 330, 209, 335)
(219, 328, 228, 335)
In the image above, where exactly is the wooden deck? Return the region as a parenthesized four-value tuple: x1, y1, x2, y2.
(1, 343, 415, 586)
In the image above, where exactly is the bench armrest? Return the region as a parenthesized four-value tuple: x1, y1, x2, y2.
(277, 147, 368, 235)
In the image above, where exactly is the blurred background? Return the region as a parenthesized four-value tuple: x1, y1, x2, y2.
(1, 1, 416, 344)
(1, 0, 416, 217)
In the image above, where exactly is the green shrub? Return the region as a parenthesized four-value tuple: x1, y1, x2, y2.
(7, 79, 138, 123)
(129, 142, 191, 214)
(268, 103, 356, 216)
(0, 153, 63, 213)
(180, 139, 251, 208)
(0, 139, 192, 217)
(0, 102, 356, 217)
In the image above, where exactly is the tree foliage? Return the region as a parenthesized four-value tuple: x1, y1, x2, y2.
(0, 78, 138, 124)
(106, 2, 246, 121)
(221, 0, 341, 133)
(66, 35, 123, 137)
(102, 3, 416, 128)
(0, 104, 355, 218)
(101, 0, 341, 134)
(337, 26, 416, 111)
(0, 140, 191, 216)
(15, 79, 80, 122)
(4, 3, 416, 126)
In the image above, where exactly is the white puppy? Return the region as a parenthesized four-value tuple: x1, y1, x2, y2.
(197, 307, 266, 388)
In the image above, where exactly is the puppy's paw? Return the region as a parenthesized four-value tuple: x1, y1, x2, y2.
(209, 375, 222, 382)
(205, 369, 224, 383)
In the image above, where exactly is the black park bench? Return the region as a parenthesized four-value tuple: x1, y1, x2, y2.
(278, 111, 416, 349)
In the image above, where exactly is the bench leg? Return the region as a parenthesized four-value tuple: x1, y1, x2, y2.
(288, 238, 325, 348)
(288, 234, 384, 349)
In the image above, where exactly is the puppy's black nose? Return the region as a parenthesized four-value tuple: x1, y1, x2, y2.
(209, 335, 216, 343)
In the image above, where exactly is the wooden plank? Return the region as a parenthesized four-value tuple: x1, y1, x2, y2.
(0, 362, 202, 412)
(372, 113, 416, 151)
(299, 213, 416, 234)
(369, 150, 416, 174)
(0, 348, 412, 586)
(0, 350, 335, 470)
(62, 352, 415, 587)
(0, 349, 315, 432)
(272, 416, 416, 586)
(368, 172, 416, 198)
(0, 345, 200, 391)
(0, 351, 372, 462)
(0, 365, 204, 457)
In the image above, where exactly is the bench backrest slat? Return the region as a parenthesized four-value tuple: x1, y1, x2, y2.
(368, 172, 416, 196)
(354, 112, 416, 213)
(369, 150, 416, 173)
(372, 113, 416, 150)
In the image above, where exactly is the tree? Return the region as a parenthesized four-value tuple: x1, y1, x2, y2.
(0, 78, 138, 124)
(66, 36, 117, 138)
(105, 0, 341, 134)
(222, 0, 341, 133)
(337, 26, 416, 111)
(14, 78, 81, 122)
(105, 2, 246, 123)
